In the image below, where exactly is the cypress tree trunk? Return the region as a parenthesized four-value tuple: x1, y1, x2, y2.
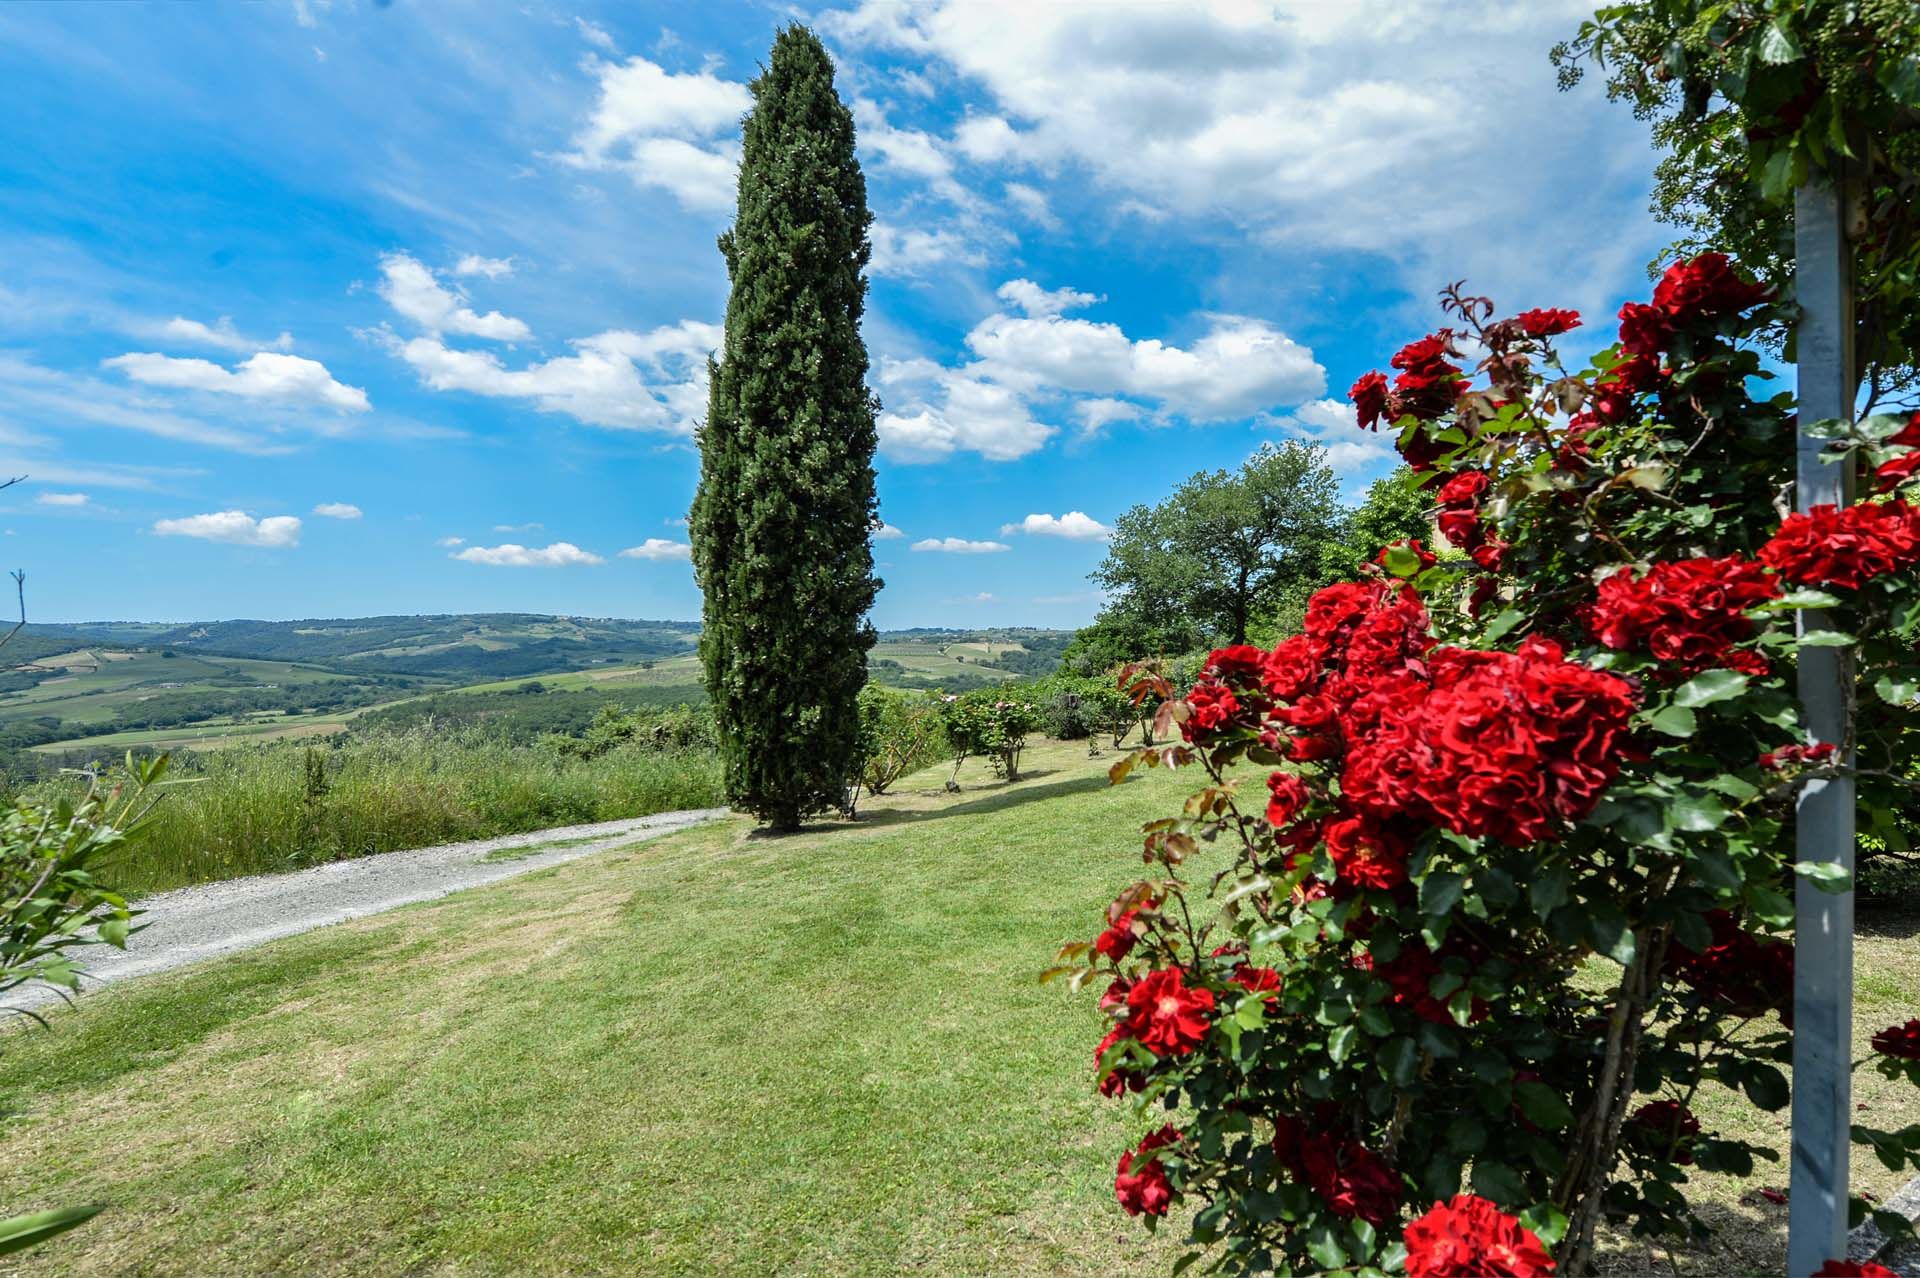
(689, 25, 880, 834)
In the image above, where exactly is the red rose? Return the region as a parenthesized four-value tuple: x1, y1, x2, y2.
(1672, 910, 1793, 1025)
(1350, 370, 1390, 430)
(1651, 252, 1772, 323)
(1628, 1100, 1703, 1164)
(1581, 556, 1779, 676)
(1388, 332, 1464, 423)
(1812, 1262, 1899, 1278)
(1114, 1125, 1179, 1216)
(1878, 450, 1920, 492)
(1324, 814, 1410, 890)
(1758, 500, 1920, 589)
(1181, 678, 1246, 741)
(1123, 967, 1215, 1056)
(1301, 1139, 1401, 1225)
(1758, 742, 1836, 771)
(1871, 1018, 1920, 1061)
(1228, 964, 1281, 996)
(1616, 301, 1672, 356)
(1404, 1195, 1557, 1278)
(1094, 909, 1140, 962)
(1205, 644, 1270, 688)
(1265, 770, 1312, 828)
(1094, 1025, 1145, 1097)
(1515, 307, 1581, 337)
(1262, 633, 1328, 701)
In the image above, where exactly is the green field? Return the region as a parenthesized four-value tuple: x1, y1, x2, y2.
(0, 740, 1910, 1276)
(3, 623, 1071, 759)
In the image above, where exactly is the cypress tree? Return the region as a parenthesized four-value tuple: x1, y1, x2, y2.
(690, 25, 880, 833)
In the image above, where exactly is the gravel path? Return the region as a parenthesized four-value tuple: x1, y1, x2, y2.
(14, 807, 727, 1013)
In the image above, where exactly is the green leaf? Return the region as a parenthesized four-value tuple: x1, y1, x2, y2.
(0, 1204, 103, 1257)
(1329, 1023, 1357, 1064)
(1513, 1081, 1575, 1130)
(1529, 865, 1570, 918)
(1670, 792, 1730, 832)
(1585, 901, 1637, 965)
(1307, 1222, 1348, 1271)
(1647, 705, 1697, 737)
(1419, 871, 1466, 919)
(1757, 588, 1843, 611)
(1794, 861, 1853, 893)
(1382, 544, 1423, 579)
(1744, 1063, 1790, 1111)
(96, 917, 129, 948)
(1673, 670, 1750, 708)
(1875, 674, 1919, 706)
(1518, 1203, 1569, 1248)
(1796, 630, 1855, 647)
(1383, 1036, 1419, 1086)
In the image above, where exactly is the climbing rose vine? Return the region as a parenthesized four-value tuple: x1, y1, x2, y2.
(1053, 255, 1920, 1275)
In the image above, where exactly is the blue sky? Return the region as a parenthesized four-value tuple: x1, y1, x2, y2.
(0, 1, 1670, 628)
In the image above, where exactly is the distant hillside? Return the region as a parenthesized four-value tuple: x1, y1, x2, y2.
(56, 614, 702, 681)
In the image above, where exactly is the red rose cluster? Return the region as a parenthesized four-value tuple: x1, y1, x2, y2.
(1272, 1114, 1402, 1226)
(1582, 556, 1779, 676)
(1402, 1194, 1556, 1278)
(1189, 581, 1638, 862)
(1617, 252, 1774, 359)
(1347, 332, 1466, 469)
(1114, 1125, 1180, 1217)
(1340, 636, 1637, 847)
(1872, 1018, 1920, 1061)
(1758, 741, 1837, 771)
(1876, 412, 1920, 492)
(1759, 499, 1920, 589)
(1627, 1100, 1703, 1164)
(1812, 1262, 1900, 1278)
(1671, 910, 1793, 1025)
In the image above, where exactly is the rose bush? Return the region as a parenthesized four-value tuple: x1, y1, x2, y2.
(1052, 256, 1920, 1275)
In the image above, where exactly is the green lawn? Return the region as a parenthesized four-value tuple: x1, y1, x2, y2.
(0, 739, 1910, 1276)
(0, 740, 1182, 1276)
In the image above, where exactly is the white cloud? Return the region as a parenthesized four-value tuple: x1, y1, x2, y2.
(452, 541, 604, 567)
(828, 1, 1658, 309)
(618, 538, 691, 561)
(382, 319, 719, 433)
(574, 16, 615, 50)
(876, 281, 1322, 463)
(377, 253, 530, 341)
(1074, 397, 1145, 436)
(36, 492, 88, 507)
(873, 522, 905, 540)
(964, 308, 1323, 419)
(868, 222, 984, 277)
(564, 55, 749, 213)
(1002, 182, 1059, 229)
(911, 537, 1009, 554)
(493, 522, 544, 532)
(153, 510, 302, 548)
(150, 316, 293, 353)
(1001, 511, 1111, 540)
(453, 254, 515, 279)
(103, 350, 370, 412)
(995, 279, 1100, 317)
(313, 501, 362, 519)
(663, 515, 689, 528)
(436, 535, 466, 547)
(1272, 396, 1398, 481)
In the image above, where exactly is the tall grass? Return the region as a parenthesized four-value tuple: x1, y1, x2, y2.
(54, 727, 725, 896)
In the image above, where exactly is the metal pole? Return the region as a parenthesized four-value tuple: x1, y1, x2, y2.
(1787, 174, 1858, 1278)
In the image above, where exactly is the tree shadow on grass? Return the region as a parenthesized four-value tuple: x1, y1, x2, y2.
(850, 772, 1123, 831)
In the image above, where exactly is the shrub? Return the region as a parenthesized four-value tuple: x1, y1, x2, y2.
(938, 688, 1042, 782)
(852, 686, 945, 799)
(1061, 260, 1920, 1275)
